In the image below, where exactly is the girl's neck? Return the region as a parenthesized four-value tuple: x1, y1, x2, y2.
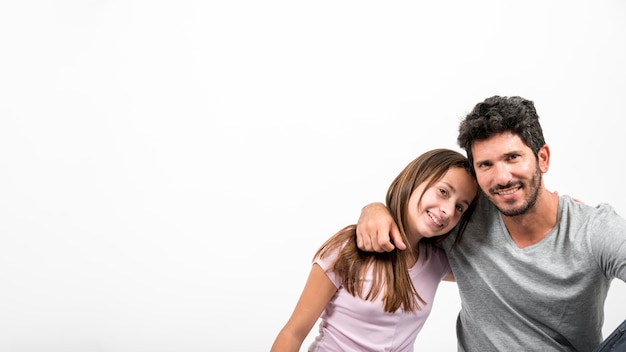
(405, 238, 421, 267)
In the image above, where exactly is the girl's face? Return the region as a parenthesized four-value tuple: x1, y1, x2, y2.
(406, 167, 478, 241)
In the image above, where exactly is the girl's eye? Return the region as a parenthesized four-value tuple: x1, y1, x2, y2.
(439, 188, 448, 196)
(456, 205, 464, 213)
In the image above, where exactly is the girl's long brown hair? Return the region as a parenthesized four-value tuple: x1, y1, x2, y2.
(315, 149, 477, 313)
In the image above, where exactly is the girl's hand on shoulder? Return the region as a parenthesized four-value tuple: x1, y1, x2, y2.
(553, 190, 583, 203)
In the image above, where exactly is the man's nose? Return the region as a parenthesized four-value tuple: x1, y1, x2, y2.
(493, 162, 513, 185)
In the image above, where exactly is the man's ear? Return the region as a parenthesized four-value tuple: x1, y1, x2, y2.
(538, 144, 550, 173)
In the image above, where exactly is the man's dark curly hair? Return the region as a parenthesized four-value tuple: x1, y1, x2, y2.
(457, 96, 546, 169)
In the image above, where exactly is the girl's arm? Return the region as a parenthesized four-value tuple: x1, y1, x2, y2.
(270, 263, 338, 352)
(443, 270, 456, 282)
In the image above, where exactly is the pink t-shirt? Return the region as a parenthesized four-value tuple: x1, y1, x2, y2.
(308, 243, 450, 352)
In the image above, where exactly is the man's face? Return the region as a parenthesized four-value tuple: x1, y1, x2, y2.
(471, 132, 546, 216)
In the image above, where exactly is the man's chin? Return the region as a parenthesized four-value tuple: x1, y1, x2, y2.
(488, 197, 524, 216)
(496, 204, 529, 217)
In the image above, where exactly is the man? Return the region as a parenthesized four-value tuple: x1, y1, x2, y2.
(356, 96, 626, 351)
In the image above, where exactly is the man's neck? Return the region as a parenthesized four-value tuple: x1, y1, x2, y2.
(501, 188, 559, 249)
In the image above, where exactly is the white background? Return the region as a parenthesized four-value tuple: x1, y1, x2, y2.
(1, 1, 625, 351)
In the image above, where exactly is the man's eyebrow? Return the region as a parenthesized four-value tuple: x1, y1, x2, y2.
(504, 150, 524, 156)
(475, 150, 524, 164)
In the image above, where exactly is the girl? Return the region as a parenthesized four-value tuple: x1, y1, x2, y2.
(270, 149, 478, 352)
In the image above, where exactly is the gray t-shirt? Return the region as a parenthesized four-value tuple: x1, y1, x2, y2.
(441, 194, 626, 352)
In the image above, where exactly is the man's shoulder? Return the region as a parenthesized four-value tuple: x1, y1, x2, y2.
(559, 196, 626, 243)
(475, 193, 496, 211)
(560, 196, 621, 222)
(469, 194, 500, 224)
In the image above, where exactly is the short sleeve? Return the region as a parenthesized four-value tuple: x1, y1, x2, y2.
(314, 247, 342, 288)
(589, 203, 626, 281)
